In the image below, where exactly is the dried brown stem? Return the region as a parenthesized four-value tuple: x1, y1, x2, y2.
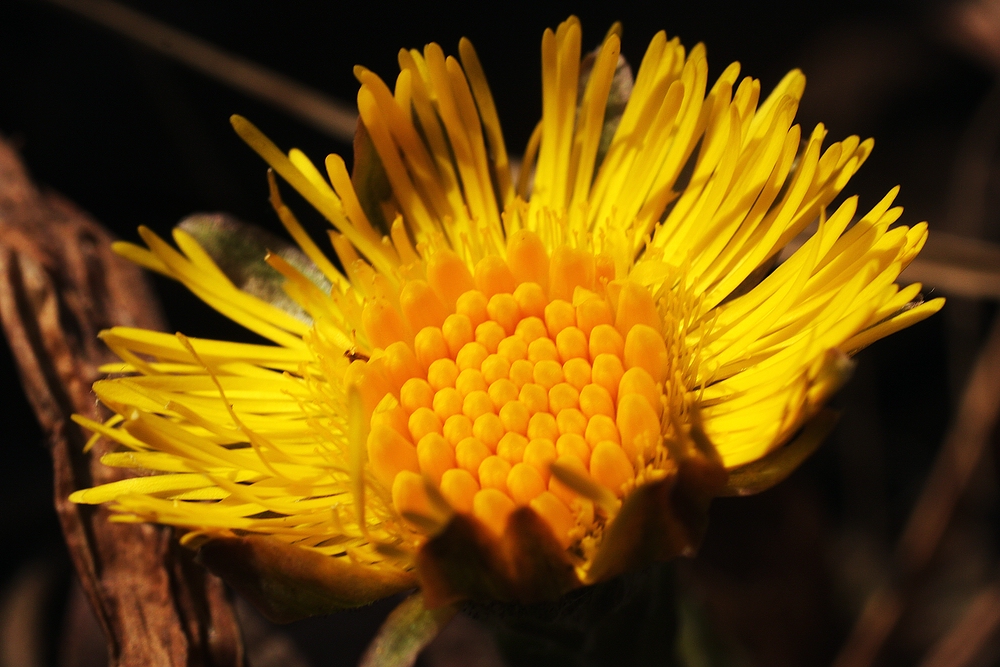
(918, 578, 1000, 667)
(0, 134, 243, 666)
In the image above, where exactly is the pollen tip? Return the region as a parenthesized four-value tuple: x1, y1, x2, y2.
(473, 488, 515, 537)
(507, 229, 549, 287)
(427, 249, 475, 308)
(614, 281, 661, 337)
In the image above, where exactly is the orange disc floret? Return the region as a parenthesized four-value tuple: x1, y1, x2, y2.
(358, 236, 678, 548)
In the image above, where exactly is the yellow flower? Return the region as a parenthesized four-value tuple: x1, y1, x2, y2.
(71, 18, 942, 615)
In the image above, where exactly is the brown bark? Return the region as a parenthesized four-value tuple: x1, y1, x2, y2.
(0, 134, 243, 667)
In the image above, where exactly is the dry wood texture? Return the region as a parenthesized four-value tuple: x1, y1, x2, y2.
(0, 134, 243, 667)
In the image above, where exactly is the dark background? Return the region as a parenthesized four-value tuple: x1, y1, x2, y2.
(1, 1, 997, 665)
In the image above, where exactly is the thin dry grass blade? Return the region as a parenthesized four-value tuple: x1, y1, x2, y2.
(39, 0, 358, 142)
(833, 314, 1000, 667)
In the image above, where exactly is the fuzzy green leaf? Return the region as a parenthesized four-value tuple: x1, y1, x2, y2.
(178, 213, 329, 323)
(358, 592, 457, 667)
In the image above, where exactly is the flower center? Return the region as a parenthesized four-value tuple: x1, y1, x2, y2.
(357, 237, 671, 548)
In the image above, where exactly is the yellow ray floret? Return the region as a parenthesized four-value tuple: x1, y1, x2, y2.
(73, 18, 943, 585)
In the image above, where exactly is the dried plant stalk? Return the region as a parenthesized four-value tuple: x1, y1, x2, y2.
(0, 135, 243, 667)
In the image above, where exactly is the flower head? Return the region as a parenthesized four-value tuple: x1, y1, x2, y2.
(72, 18, 943, 616)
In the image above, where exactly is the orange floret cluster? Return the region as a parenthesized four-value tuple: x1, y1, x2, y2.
(356, 231, 671, 547)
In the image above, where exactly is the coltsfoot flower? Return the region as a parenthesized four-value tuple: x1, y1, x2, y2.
(71, 18, 943, 617)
